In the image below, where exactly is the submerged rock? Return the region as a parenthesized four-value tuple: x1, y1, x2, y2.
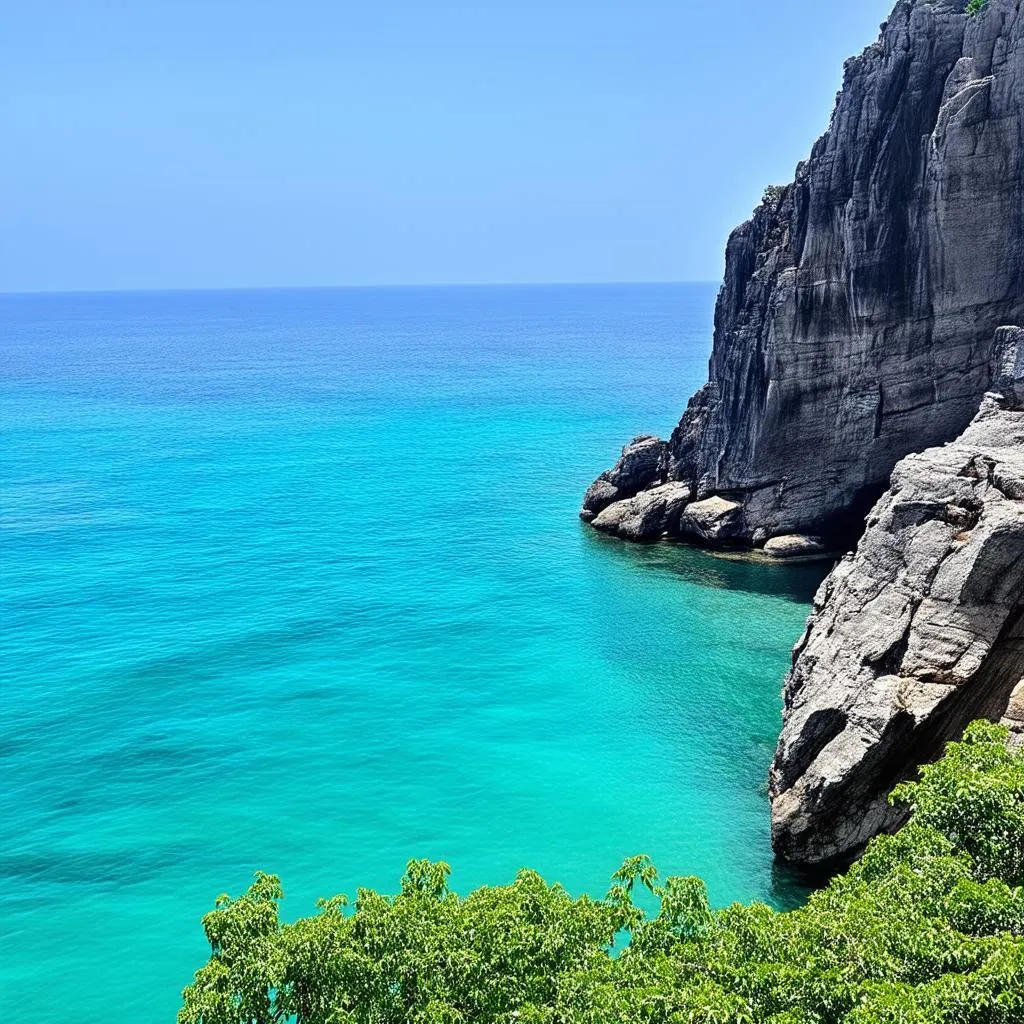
(591, 483, 691, 541)
(770, 332, 1024, 867)
(584, 0, 1024, 547)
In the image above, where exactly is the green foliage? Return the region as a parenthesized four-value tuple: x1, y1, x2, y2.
(966, 0, 988, 14)
(892, 721, 1024, 887)
(181, 724, 1024, 1023)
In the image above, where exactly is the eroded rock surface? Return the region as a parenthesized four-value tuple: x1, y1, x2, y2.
(583, 0, 1024, 548)
(581, 435, 666, 522)
(591, 483, 691, 541)
(769, 330, 1024, 867)
(1003, 680, 1024, 747)
(763, 535, 829, 560)
(678, 497, 745, 546)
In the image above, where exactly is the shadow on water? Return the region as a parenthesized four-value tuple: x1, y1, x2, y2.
(582, 525, 840, 914)
(582, 526, 834, 603)
(768, 860, 823, 911)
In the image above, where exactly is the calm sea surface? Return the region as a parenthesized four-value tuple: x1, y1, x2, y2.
(1, 284, 825, 1022)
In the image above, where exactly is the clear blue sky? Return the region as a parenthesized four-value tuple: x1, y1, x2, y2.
(1, 0, 895, 292)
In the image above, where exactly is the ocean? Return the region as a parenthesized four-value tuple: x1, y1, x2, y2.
(0, 284, 825, 1022)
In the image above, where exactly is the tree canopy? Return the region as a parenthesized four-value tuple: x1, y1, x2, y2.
(180, 721, 1024, 1023)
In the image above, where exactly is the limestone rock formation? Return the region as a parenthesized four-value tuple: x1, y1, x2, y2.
(762, 535, 828, 560)
(591, 483, 691, 541)
(992, 325, 1024, 410)
(580, 435, 666, 522)
(678, 497, 745, 546)
(583, 0, 1024, 549)
(769, 328, 1024, 867)
(1003, 680, 1024, 747)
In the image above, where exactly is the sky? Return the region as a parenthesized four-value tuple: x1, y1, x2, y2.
(1, 0, 896, 293)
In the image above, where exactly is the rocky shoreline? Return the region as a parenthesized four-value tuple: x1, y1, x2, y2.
(582, 0, 1024, 866)
(771, 327, 1024, 867)
(583, 0, 1022, 554)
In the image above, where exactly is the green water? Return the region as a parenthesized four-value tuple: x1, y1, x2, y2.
(0, 284, 825, 1022)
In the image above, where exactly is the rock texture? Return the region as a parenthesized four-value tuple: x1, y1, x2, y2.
(1003, 679, 1024, 746)
(581, 436, 666, 522)
(583, 0, 1024, 549)
(769, 327, 1024, 867)
(591, 483, 691, 541)
(678, 497, 746, 546)
(763, 535, 829, 560)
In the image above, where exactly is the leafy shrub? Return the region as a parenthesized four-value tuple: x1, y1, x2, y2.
(966, 0, 989, 14)
(180, 722, 1024, 1023)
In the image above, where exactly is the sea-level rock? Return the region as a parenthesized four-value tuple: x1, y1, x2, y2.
(580, 435, 666, 521)
(584, 0, 1024, 547)
(762, 535, 828, 559)
(678, 497, 745, 546)
(769, 332, 1024, 867)
(591, 483, 692, 541)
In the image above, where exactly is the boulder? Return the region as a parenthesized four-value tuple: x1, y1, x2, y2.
(677, 496, 745, 546)
(762, 535, 828, 559)
(1002, 680, 1024, 748)
(590, 483, 691, 541)
(991, 326, 1024, 409)
(580, 435, 666, 519)
(580, 479, 621, 522)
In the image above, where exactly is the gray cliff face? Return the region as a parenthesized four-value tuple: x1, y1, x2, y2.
(584, 0, 1024, 547)
(769, 327, 1024, 867)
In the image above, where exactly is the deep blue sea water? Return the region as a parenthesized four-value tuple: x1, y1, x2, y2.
(1, 284, 825, 1023)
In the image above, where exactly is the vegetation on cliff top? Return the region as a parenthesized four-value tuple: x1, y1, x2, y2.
(180, 722, 1024, 1023)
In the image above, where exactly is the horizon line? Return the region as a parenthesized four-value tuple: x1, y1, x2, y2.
(0, 279, 721, 299)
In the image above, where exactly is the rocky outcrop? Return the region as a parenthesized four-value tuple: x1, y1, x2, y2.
(1003, 679, 1024, 746)
(583, 0, 1024, 549)
(581, 436, 666, 522)
(769, 327, 1024, 867)
(763, 535, 829, 560)
(678, 497, 746, 546)
(591, 483, 691, 541)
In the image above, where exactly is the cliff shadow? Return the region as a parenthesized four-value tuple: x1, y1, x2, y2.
(581, 526, 832, 604)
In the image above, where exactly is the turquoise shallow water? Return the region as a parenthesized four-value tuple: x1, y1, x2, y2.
(1, 284, 824, 1022)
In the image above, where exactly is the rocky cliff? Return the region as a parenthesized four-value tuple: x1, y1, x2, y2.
(583, 0, 1024, 549)
(770, 327, 1024, 867)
